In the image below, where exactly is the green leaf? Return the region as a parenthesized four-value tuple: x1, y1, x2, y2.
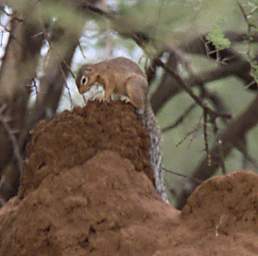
(206, 25, 231, 50)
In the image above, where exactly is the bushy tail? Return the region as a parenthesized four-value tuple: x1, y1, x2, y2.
(141, 101, 168, 202)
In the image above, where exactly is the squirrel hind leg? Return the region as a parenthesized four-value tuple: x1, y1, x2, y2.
(126, 76, 147, 111)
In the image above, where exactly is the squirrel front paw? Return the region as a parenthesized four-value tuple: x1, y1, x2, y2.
(120, 95, 130, 103)
(94, 96, 104, 102)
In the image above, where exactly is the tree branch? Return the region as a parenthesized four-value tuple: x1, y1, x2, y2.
(151, 51, 254, 113)
(154, 58, 231, 119)
(162, 103, 196, 133)
(0, 10, 43, 171)
(176, 94, 258, 209)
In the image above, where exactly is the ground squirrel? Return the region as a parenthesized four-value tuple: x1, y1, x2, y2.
(76, 57, 148, 112)
(76, 57, 168, 202)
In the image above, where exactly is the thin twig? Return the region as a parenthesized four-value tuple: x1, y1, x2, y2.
(77, 39, 87, 59)
(59, 64, 74, 109)
(162, 103, 196, 133)
(217, 139, 226, 174)
(162, 167, 202, 184)
(154, 58, 232, 120)
(203, 110, 211, 166)
(176, 115, 202, 148)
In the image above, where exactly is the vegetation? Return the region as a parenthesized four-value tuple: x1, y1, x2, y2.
(0, 0, 257, 208)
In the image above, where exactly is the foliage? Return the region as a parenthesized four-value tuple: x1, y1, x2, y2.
(0, 0, 257, 207)
(206, 25, 231, 50)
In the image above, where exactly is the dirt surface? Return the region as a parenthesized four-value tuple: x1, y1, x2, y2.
(20, 101, 153, 197)
(0, 102, 258, 256)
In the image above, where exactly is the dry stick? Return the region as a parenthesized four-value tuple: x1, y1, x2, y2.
(161, 50, 228, 170)
(151, 37, 257, 113)
(143, 48, 232, 121)
(162, 103, 196, 133)
(175, 114, 202, 148)
(162, 167, 202, 184)
(161, 53, 228, 166)
(177, 48, 223, 109)
(0, 105, 23, 175)
(203, 110, 211, 167)
(154, 59, 232, 120)
(176, 94, 258, 208)
(77, 39, 87, 59)
(59, 56, 86, 106)
(152, 56, 254, 113)
(59, 64, 74, 109)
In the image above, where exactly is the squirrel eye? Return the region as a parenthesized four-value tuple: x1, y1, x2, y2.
(80, 76, 88, 85)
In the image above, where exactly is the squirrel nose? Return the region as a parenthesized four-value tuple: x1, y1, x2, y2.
(78, 86, 84, 94)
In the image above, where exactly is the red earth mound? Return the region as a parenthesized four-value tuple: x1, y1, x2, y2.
(20, 101, 153, 197)
(0, 102, 257, 256)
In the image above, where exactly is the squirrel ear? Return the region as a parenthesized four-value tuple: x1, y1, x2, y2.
(85, 66, 93, 73)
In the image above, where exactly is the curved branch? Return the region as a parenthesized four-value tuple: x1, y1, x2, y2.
(154, 58, 231, 119)
(151, 52, 254, 113)
(176, 94, 258, 209)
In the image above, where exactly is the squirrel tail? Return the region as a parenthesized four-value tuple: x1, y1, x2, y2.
(140, 100, 168, 202)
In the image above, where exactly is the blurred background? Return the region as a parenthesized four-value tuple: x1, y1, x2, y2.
(0, 0, 257, 208)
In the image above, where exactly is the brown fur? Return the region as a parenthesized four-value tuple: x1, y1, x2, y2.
(76, 57, 167, 201)
(76, 57, 148, 110)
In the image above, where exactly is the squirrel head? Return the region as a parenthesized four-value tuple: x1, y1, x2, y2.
(76, 64, 98, 94)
